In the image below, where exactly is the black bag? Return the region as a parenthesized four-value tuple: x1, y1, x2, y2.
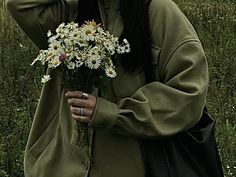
(139, 107, 224, 177)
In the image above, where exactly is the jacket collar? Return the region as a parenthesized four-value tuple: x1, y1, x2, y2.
(98, 0, 123, 37)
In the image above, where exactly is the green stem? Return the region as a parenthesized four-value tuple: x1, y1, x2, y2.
(83, 69, 93, 92)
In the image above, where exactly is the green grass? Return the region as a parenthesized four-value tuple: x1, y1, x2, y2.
(177, 1, 236, 176)
(0, 1, 43, 176)
(0, 0, 235, 176)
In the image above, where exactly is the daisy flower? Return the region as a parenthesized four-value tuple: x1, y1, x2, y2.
(70, 30, 80, 40)
(104, 41, 115, 55)
(41, 75, 51, 83)
(75, 60, 83, 68)
(77, 39, 88, 47)
(57, 22, 65, 29)
(31, 50, 45, 65)
(47, 30, 53, 37)
(49, 41, 62, 55)
(48, 35, 58, 43)
(80, 21, 98, 41)
(64, 38, 73, 47)
(105, 67, 116, 78)
(86, 55, 101, 69)
(48, 56, 61, 68)
(67, 61, 76, 69)
(75, 53, 83, 61)
(66, 22, 78, 30)
(56, 26, 69, 38)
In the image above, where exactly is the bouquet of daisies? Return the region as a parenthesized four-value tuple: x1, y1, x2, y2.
(31, 20, 130, 148)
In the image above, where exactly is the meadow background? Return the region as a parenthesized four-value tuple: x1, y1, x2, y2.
(0, 0, 235, 176)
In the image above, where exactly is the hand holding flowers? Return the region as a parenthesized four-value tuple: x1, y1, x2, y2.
(65, 90, 96, 123)
(31, 20, 130, 148)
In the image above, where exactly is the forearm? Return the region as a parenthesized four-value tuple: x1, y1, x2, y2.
(6, 0, 78, 49)
(89, 41, 208, 139)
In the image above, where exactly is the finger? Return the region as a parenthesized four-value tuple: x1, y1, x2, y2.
(65, 90, 84, 99)
(70, 106, 93, 117)
(65, 91, 90, 100)
(81, 92, 89, 100)
(68, 96, 96, 108)
(68, 98, 90, 107)
(71, 114, 91, 123)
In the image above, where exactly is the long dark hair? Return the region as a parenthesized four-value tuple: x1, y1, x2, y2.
(76, 0, 153, 81)
(76, 0, 100, 24)
(120, 0, 152, 81)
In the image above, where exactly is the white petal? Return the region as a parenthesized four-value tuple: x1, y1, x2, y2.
(41, 75, 51, 83)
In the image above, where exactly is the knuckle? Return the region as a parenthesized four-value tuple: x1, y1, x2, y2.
(72, 114, 78, 120)
(71, 98, 80, 106)
(70, 107, 79, 115)
(77, 91, 82, 98)
(84, 102, 90, 108)
(68, 99, 73, 104)
(74, 91, 81, 97)
(71, 98, 76, 104)
(70, 106, 74, 112)
(87, 101, 93, 108)
(87, 110, 93, 116)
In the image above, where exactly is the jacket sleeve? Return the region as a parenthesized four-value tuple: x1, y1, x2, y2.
(5, 0, 78, 49)
(89, 0, 209, 139)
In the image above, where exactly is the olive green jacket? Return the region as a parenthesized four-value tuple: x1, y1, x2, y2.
(6, 0, 209, 177)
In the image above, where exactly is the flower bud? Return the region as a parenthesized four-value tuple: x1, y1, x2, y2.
(59, 53, 66, 62)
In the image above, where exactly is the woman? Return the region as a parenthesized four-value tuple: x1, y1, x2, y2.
(6, 0, 209, 177)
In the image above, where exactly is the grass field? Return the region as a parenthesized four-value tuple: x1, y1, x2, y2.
(0, 0, 235, 176)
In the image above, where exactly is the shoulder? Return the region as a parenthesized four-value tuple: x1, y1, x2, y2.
(149, 0, 180, 12)
(148, 0, 186, 21)
(147, 0, 204, 73)
(148, 0, 199, 47)
(149, 0, 178, 8)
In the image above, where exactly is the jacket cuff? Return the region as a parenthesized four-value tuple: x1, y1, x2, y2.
(89, 97, 118, 129)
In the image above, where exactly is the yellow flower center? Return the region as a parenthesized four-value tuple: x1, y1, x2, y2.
(53, 45, 58, 50)
(86, 30, 92, 35)
(92, 60, 96, 64)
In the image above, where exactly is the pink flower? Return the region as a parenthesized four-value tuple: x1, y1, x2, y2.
(59, 53, 66, 62)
